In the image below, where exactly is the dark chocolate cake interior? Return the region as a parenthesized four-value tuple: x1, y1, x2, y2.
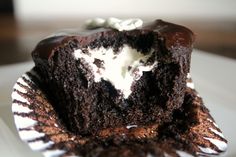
(12, 19, 227, 157)
(13, 69, 227, 157)
(33, 21, 192, 137)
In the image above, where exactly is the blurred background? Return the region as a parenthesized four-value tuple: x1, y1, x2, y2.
(0, 0, 236, 65)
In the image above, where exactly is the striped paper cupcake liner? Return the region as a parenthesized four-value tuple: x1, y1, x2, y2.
(11, 68, 227, 157)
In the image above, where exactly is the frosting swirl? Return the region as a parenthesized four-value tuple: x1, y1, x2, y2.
(85, 17, 143, 31)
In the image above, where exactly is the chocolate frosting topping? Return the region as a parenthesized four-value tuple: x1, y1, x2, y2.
(32, 20, 194, 60)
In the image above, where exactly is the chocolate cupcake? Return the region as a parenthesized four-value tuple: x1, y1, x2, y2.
(12, 18, 227, 157)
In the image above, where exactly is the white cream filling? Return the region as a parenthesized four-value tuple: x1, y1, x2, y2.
(85, 17, 143, 31)
(74, 45, 157, 98)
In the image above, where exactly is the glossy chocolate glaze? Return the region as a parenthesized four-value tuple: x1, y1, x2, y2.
(32, 20, 194, 60)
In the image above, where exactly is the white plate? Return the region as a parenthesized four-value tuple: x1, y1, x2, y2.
(0, 49, 235, 157)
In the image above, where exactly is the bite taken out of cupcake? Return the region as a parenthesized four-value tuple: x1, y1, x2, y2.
(12, 18, 227, 157)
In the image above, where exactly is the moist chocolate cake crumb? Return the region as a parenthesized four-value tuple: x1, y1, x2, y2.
(10, 18, 228, 157)
(15, 67, 227, 156)
(32, 20, 194, 136)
